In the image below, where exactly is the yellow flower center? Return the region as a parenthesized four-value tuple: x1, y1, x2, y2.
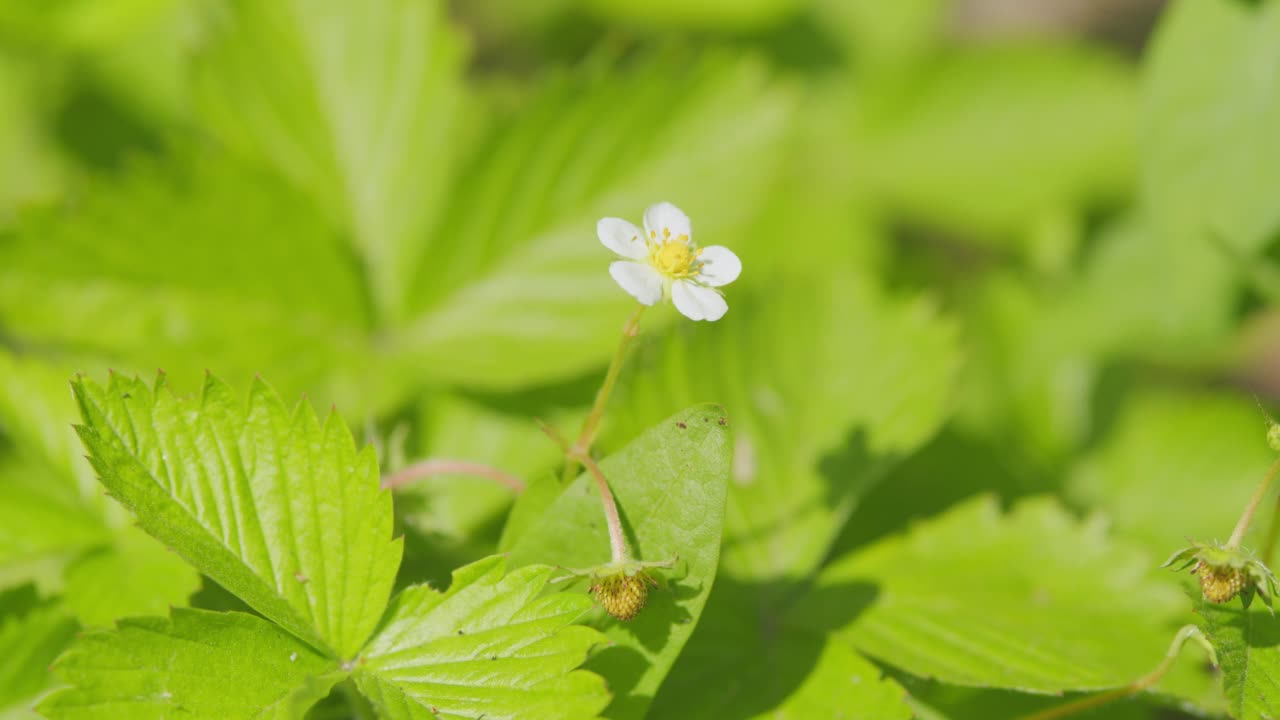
(650, 233, 698, 278)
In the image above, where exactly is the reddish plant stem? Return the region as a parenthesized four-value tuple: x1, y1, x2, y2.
(570, 450, 629, 563)
(1228, 456, 1280, 549)
(381, 459, 526, 493)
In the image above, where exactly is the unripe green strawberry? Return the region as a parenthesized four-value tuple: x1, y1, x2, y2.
(1164, 541, 1280, 613)
(591, 572, 655, 621)
(1195, 561, 1247, 604)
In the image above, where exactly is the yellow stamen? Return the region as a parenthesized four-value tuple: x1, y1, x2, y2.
(652, 237, 697, 278)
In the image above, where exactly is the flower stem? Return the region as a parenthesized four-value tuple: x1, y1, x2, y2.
(570, 449, 630, 563)
(381, 459, 526, 493)
(1017, 625, 1212, 720)
(1227, 456, 1280, 549)
(561, 306, 645, 484)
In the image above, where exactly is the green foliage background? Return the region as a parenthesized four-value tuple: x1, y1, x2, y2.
(2, 0, 1280, 718)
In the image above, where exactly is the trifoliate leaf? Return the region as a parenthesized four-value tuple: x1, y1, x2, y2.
(605, 273, 957, 580)
(195, 0, 465, 322)
(1197, 594, 1280, 720)
(393, 55, 793, 390)
(0, 586, 77, 715)
(71, 373, 402, 658)
(354, 556, 610, 720)
(503, 405, 731, 719)
(796, 496, 1200, 695)
(39, 609, 343, 720)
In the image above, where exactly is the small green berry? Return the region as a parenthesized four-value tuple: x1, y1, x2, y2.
(1164, 540, 1280, 612)
(1268, 422, 1280, 453)
(591, 572, 656, 621)
(1195, 561, 1247, 604)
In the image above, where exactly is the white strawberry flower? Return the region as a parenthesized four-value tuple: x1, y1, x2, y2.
(597, 202, 742, 321)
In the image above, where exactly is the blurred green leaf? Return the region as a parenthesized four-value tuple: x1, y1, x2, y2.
(195, 0, 465, 322)
(0, 56, 64, 221)
(813, 0, 942, 69)
(62, 525, 199, 627)
(847, 43, 1136, 247)
(505, 405, 731, 719)
(797, 496, 1205, 696)
(40, 608, 343, 720)
(1196, 594, 1280, 720)
(0, 159, 384, 413)
(1143, 0, 1280, 254)
(605, 272, 957, 580)
(0, 350, 97, 501)
(1068, 389, 1274, 554)
(0, 455, 106, 590)
(355, 556, 611, 719)
(0, 586, 77, 716)
(581, 0, 800, 29)
(393, 55, 793, 390)
(397, 394, 569, 543)
(71, 373, 402, 658)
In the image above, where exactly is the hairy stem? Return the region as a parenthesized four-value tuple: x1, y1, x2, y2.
(381, 459, 526, 493)
(570, 449, 630, 563)
(561, 306, 645, 484)
(1227, 456, 1280, 549)
(1018, 625, 1213, 720)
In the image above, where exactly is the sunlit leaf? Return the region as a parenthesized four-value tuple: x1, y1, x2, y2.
(71, 373, 401, 658)
(40, 608, 343, 720)
(798, 496, 1207, 697)
(354, 556, 610, 720)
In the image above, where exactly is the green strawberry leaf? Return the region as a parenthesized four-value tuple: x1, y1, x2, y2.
(195, 0, 465, 322)
(504, 405, 731, 719)
(1197, 593, 1280, 720)
(39, 608, 344, 720)
(71, 373, 402, 658)
(354, 556, 610, 720)
(797, 496, 1208, 697)
(650, 575, 910, 719)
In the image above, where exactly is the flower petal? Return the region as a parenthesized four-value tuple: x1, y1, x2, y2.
(696, 246, 741, 287)
(672, 279, 728, 321)
(597, 218, 647, 260)
(610, 261, 663, 306)
(643, 202, 692, 244)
